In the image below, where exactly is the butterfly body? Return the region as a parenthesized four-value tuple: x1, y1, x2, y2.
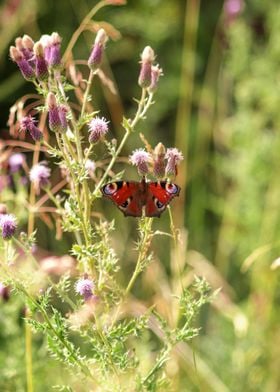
(101, 178, 180, 217)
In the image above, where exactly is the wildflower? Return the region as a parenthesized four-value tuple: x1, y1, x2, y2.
(8, 153, 25, 173)
(165, 148, 184, 177)
(138, 46, 155, 88)
(20, 115, 43, 141)
(21, 35, 35, 62)
(47, 92, 67, 133)
(85, 159, 96, 177)
(29, 162, 50, 193)
(47, 32, 62, 68)
(34, 42, 49, 81)
(148, 65, 163, 93)
(224, 0, 243, 23)
(129, 148, 151, 176)
(0, 214, 17, 240)
(88, 116, 109, 143)
(153, 143, 166, 179)
(88, 28, 108, 72)
(0, 283, 10, 301)
(75, 277, 95, 301)
(9, 46, 34, 81)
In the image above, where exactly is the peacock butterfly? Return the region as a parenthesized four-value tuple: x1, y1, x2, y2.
(101, 177, 180, 217)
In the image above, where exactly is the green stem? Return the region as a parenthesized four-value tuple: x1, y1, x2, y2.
(80, 70, 94, 119)
(25, 308, 33, 392)
(125, 218, 153, 296)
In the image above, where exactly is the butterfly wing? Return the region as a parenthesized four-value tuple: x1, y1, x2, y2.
(101, 181, 144, 217)
(145, 181, 181, 217)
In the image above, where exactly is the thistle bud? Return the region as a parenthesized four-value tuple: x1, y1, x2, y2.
(47, 32, 62, 68)
(34, 42, 49, 81)
(88, 28, 108, 72)
(10, 46, 34, 81)
(21, 35, 34, 61)
(138, 46, 155, 88)
(153, 143, 166, 179)
(47, 93, 67, 133)
(148, 65, 163, 93)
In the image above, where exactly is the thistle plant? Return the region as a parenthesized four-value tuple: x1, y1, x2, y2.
(0, 6, 213, 391)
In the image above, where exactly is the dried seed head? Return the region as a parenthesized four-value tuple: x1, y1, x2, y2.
(153, 142, 166, 179)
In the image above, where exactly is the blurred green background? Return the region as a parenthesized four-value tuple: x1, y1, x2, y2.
(1, 0, 280, 391)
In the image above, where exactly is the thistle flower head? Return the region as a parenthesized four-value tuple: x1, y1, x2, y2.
(138, 46, 155, 88)
(47, 93, 67, 133)
(10, 46, 34, 81)
(34, 41, 49, 80)
(8, 153, 25, 173)
(20, 115, 42, 141)
(0, 214, 17, 240)
(88, 116, 109, 143)
(75, 277, 95, 301)
(41, 32, 62, 68)
(88, 28, 108, 72)
(165, 148, 184, 177)
(29, 163, 50, 193)
(129, 148, 151, 176)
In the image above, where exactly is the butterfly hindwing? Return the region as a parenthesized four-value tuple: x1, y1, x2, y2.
(145, 181, 181, 217)
(101, 181, 143, 217)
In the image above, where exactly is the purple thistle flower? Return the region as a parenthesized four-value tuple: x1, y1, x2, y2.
(88, 116, 109, 143)
(8, 153, 26, 173)
(34, 42, 49, 81)
(129, 148, 151, 176)
(138, 46, 155, 89)
(21, 35, 35, 62)
(29, 163, 50, 194)
(85, 159, 96, 177)
(0, 214, 17, 240)
(75, 277, 95, 301)
(47, 93, 67, 133)
(224, 0, 242, 17)
(20, 115, 43, 141)
(88, 28, 108, 72)
(10, 46, 34, 81)
(47, 32, 62, 68)
(165, 148, 184, 177)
